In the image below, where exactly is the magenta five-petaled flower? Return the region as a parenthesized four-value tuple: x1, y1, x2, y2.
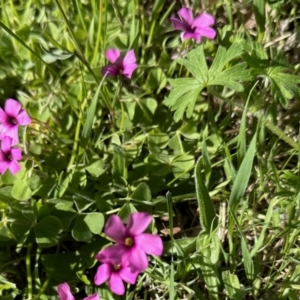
(102, 49, 138, 79)
(0, 98, 31, 145)
(57, 283, 100, 300)
(170, 7, 216, 42)
(94, 250, 140, 295)
(99, 212, 163, 273)
(0, 136, 22, 175)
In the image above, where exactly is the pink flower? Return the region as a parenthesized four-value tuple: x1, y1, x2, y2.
(102, 49, 138, 79)
(0, 99, 31, 145)
(170, 7, 216, 42)
(0, 136, 22, 175)
(94, 250, 140, 295)
(102, 212, 163, 273)
(57, 283, 100, 300)
(84, 294, 100, 300)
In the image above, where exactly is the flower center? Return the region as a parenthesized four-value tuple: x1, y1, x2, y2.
(113, 264, 121, 271)
(124, 237, 133, 247)
(9, 117, 17, 125)
(6, 153, 13, 161)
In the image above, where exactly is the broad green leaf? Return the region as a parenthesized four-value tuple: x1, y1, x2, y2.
(52, 203, 77, 230)
(1, 169, 17, 184)
(178, 44, 208, 80)
(0, 224, 11, 241)
(85, 157, 105, 177)
(171, 154, 194, 178)
(130, 182, 152, 202)
(84, 212, 104, 234)
(12, 180, 32, 201)
(179, 121, 200, 140)
(197, 233, 220, 299)
(0, 186, 15, 203)
(147, 153, 170, 176)
(222, 271, 241, 299)
(34, 216, 63, 248)
(209, 63, 251, 91)
(164, 79, 203, 122)
(165, 43, 252, 121)
(195, 157, 217, 232)
(209, 43, 243, 77)
(72, 215, 92, 242)
(118, 203, 137, 221)
(42, 253, 83, 281)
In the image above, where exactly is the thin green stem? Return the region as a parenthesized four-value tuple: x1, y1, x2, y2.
(67, 96, 87, 169)
(260, 116, 299, 151)
(74, 0, 88, 34)
(32, 276, 51, 300)
(26, 244, 33, 300)
(224, 0, 233, 31)
(208, 88, 299, 151)
(92, 0, 103, 65)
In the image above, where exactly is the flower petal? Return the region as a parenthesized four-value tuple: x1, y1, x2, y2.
(122, 63, 138, 78)
(108, 272, 125, 295)
(118, 265, 139, 284)
(9, 160, 20, 175)
(135, 233, 163, 256)
(182, 32, 201, 41)
(16, 110, 31, 125)
(122, 50, 136, 66)
(11, 148, 22, 160)
(102, 65, 119, 77)
(170, 17, 188, 31)
(192, 13, 215, 29)
(95, 245, 127, 265)
(4, 99, 21, 117)
(105, 215, 126, 243)
(196, 27, 216, 39)
(105, 49, 121, 63)
(57, 283, 75, 300)
(84, 293, 100, 300)
(1, 126, 19, 145)
(126, 212, 152, 235)
(1, 136, 12, 153)
(0, 108, 8, 124)
(178, 7, 193, 25)
(128, 246, 148, 272)
(0, 161, 9, 174)
(94, 263, 112, 285)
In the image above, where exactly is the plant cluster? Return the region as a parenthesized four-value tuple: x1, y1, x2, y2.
(1, 1, 300, 300)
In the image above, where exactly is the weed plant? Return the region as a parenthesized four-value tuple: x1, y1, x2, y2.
(0, 0, 300, 299)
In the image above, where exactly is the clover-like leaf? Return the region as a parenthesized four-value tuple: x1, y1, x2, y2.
(34, 216, 63, 248)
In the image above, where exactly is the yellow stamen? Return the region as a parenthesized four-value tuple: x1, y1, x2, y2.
(125, 237, 133, 247)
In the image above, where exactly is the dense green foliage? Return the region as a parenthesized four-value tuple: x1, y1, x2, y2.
(1, 0, 300, 299)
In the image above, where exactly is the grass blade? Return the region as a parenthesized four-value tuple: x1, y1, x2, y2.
(81, 77, 106, 148)
(195, 157, 217, 232)
(229, 132, 257, 213)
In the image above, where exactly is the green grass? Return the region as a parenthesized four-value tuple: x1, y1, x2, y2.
(1, 0, 300, 299)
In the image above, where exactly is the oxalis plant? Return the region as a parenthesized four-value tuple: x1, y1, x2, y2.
(1, 1, 300, 299)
